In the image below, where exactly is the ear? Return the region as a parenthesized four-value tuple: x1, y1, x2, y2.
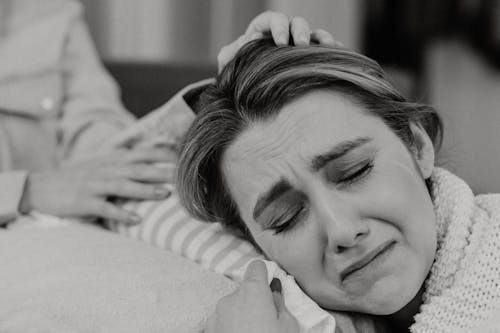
(409, 122, 435, 179)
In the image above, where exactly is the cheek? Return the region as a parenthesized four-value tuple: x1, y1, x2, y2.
(252, 223, 325, 279)
(367, 168, 422, 220)
(364, 159, 436, 253)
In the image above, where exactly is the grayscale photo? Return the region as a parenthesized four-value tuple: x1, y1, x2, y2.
(1, 0, 500, 332)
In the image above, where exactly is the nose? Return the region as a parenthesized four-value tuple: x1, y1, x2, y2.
(316, 197, 369, 254)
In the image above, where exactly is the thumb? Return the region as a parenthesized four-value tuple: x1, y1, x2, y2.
(243, 259, 268, 284)
(277, 299, 300, 331)
(271, 278, 299, 330)
(270, 277, 285, 312)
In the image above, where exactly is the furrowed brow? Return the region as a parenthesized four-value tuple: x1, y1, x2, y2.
(310, 136, 372, 172)
(253, 179, 292, 221)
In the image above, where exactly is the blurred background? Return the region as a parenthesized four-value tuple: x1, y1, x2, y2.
(81, 0, 500, 193)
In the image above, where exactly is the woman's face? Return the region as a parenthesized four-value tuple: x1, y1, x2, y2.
(221, 90, 437, 314)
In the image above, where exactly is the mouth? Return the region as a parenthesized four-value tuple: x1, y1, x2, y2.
(340, 240, 396, 282)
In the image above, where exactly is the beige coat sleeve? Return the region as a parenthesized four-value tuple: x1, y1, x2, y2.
(104, 79, 214, 149)
(58, 15, 135, 160)
(0, 171, 28, 225)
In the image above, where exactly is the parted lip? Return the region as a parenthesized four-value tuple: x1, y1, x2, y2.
(340, 240, 395, 281)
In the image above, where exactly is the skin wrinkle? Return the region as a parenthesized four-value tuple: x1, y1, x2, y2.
(260, 191, 307, 230)
(224, 107, 311, 216)
(253, 179, 291, 221)
(222, 90, 437, 315)
(251, 110, 307, 164)
(312, 138, 374, 176)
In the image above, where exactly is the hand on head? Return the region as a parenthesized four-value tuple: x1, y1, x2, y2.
(217, 11, 342, 72)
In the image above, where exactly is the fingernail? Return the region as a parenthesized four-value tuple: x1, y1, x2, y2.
(128, 213, 141, 224)
(324, 36, 335, 45)
(154, 187, 171, 198)
(250, 32, 262, 41)
(297, 33, 309, 44)
(270, 277, 282, 293)
(278, 32, 288, 45)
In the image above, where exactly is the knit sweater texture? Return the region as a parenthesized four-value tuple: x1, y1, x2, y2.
(410, 168, 500, 332)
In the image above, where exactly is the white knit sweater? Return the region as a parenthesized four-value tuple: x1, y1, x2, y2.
(411, 168, 500, 332)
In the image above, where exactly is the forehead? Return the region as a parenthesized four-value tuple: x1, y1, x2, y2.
(224, 90, 385, 169)
(221, 90, 387, 214)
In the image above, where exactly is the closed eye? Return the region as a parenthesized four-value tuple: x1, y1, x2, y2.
(339, 162, 374, 185)
(271, 203, 308, 235)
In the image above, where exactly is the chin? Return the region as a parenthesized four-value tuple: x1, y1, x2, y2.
(364, 277, 422, 315)
(304, 269, 425, 315)
(367, 296, 409, 315)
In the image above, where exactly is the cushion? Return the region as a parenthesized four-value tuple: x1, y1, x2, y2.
(111, 191, 263, 280)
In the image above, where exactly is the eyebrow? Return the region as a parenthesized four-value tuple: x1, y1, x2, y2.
(253, 179, 292, 221)
(310, 136, 373, 172)
(252, 136, 373, 222)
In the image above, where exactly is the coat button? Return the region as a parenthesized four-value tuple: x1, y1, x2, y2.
(41, 96, 55, 111)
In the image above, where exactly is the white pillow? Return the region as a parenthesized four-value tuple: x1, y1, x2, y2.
(0, 221, 236, 332)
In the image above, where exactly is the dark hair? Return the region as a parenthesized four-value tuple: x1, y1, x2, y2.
(177, 37, 443, 239)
